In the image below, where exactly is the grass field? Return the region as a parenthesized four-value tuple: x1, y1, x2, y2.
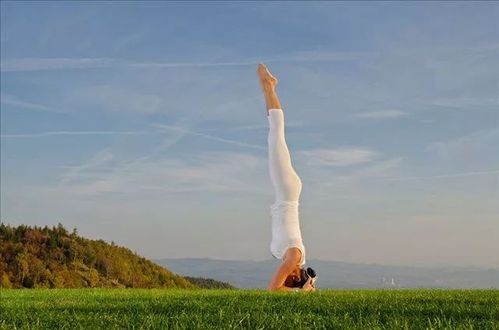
(1, 289, 498, 329)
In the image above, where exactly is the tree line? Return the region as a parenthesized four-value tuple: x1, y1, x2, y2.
(0, 223, 233, 289)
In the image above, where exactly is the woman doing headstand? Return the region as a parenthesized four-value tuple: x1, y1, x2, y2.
(257, 64, 315, 292)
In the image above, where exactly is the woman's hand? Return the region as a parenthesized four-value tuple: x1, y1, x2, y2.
(301, 277, 316, 292)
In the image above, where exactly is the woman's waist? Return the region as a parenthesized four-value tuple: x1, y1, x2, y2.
(270, 237, 306, 257)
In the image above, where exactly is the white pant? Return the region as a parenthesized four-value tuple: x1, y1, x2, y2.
(267, 108, 306, 265)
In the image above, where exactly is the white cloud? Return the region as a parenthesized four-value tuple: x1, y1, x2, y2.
(353, 157, 404, 178)
(311, 157, 404, 191)
(299, 147, 378, 166)
(354, 110, 408, 119)
(426, 128, 499, 159)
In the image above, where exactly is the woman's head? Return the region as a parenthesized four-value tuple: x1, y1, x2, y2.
(283, 265, 304, 288)
(284, 266, 317, 288)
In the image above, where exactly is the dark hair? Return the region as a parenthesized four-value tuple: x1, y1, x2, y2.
(288, 267, 317, 288)
(288, 278, 303, 288)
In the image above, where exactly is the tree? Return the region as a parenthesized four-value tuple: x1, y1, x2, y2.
(0, 224, 208, 289)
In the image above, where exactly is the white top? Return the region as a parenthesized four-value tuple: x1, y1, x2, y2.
(270, 200, 306, 266)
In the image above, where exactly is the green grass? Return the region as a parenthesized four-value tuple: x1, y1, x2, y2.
(1, 289, 498, 329)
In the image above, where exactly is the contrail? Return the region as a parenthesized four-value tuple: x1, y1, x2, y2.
(128, 61, 260, 68)
(382, 169, 499, 181)
(1, 52, 365, 72)
(59, 149, 115, 185)
(1, 130, 163, 138)
(152, 124, 265, 150)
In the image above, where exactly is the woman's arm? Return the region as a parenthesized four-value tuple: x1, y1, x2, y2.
(267, 248, 301, 291)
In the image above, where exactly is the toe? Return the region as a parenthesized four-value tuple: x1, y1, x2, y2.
(257, 63, 267, 75)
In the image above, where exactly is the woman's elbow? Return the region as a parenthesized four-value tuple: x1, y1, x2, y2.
(267, 283, 280, 291)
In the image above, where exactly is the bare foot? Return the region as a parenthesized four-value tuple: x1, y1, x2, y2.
(257, 63, 278, 91)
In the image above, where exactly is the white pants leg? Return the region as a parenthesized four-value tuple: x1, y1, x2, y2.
(267, 108, 306, 265)
(267, 109, 302, 201)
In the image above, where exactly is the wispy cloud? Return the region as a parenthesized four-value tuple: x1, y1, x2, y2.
(352, 157, 404, 178)
(1, 93, 65, 113)
(426, 128, 499, 159)
(0, 51, 365, 72)
(152, 124, 266, 150)
(60, 149, 115, 185)
(115, 126, 188, 172)
(229, 121, 306, 131)
(136, 152, 266, 193)
(428, 97, 498, 111)
(52, 118, 267, 195)
(127, 60, 261, 69)
(299, 147, 378, 166)
(353, 110, 408, 119)
(58, 151, 267, 195)
(1, 130, 162, 138)
(0, 58, 115, 72)
(314, 156, 404, 187)
(0, 57, 261, 72)
(382, 169, 499, 181)
(69, 85, 164, 114)
(56, 122, 191, 188)
(130, 51, 366, 68)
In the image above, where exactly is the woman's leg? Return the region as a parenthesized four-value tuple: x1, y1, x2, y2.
(268, 110, 302, 201)
(257, 64, 302, 202)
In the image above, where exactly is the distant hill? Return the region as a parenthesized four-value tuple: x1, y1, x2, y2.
(156, 258, 499, 289)
(0, 223, 229, 289)
(184, 276, 234, 289)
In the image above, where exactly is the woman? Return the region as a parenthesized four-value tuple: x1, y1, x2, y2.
(257, 64, 316, 292)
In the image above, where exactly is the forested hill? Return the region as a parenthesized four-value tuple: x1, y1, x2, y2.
(0, 223, 197, 289)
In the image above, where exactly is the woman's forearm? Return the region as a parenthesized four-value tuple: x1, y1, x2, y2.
(268, 285, 302, 292)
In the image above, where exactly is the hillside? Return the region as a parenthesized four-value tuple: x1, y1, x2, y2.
(0, 223, 196, 289)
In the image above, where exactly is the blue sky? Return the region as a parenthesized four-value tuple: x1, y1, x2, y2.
(1, 1, 498, 267)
